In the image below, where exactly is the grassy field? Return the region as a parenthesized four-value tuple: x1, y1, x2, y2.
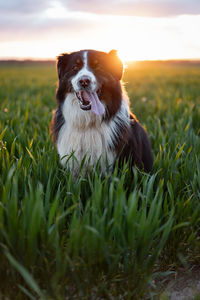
(0, 61, 200, 299)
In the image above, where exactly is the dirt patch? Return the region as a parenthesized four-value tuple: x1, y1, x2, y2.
(161, 266, 200, 299)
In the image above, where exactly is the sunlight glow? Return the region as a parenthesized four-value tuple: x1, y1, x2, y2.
(0, 11, 200, 61)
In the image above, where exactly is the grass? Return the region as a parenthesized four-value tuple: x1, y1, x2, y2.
(0, 61, 200, 299)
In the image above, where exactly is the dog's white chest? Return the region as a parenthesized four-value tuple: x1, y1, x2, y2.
(57, 124, 114, 167)
(56, 94, 116, 171)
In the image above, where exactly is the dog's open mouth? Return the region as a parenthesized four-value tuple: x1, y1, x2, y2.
(76, 91, 92, 111)
(75, 90, 105, 115)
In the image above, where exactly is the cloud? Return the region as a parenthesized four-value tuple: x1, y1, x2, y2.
(1, 0, 200, 17)
(64, 0, 200, 17)
(1, 0, 200, 45)
(0, 0, 50, 14)
(0, 0, 200, 60)
(0, 9, 101, 42)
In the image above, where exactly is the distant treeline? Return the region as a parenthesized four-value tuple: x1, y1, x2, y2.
(1, 59, 200, 68)
(0, 60, 56, 67)
(128, 60, 200, 68)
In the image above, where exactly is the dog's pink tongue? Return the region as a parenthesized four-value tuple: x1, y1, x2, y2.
(91, 92, 105, 115)
(82, 91, 105, 115)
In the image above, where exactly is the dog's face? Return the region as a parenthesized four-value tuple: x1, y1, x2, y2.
(56, 49, 123, 117)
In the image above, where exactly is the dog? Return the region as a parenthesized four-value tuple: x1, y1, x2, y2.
(50, 49, 153, 174)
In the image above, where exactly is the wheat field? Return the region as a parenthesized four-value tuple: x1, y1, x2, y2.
(0, 61, 200, 299)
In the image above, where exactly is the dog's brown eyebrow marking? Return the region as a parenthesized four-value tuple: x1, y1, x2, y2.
(76, 58, 81, 64)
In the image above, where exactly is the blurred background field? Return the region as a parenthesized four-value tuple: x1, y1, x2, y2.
(0, 61, 200, 299)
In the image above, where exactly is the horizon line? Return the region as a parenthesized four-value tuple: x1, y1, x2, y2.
(1, 57, 200, 63)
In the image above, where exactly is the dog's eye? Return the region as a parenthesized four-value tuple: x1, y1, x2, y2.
(72, 65, 79, 71)
(93, 60, 99, 68)
(72, 59, 82, 71)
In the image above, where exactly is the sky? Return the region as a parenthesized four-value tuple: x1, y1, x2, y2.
(0, 0, 200, 61)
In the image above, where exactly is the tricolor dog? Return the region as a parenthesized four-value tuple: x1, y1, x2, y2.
(51, 49, 153, 174)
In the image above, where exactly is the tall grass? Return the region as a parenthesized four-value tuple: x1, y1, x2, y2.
(0, 62, 200, 299)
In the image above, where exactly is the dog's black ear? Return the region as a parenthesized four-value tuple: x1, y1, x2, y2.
(57, 53, 70, 79)
(108, 49, 123, 80)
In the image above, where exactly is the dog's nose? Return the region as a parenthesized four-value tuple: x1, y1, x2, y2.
(79, 77, 91, 88)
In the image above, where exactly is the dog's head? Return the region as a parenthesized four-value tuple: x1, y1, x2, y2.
(56, 49, 123, 117)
